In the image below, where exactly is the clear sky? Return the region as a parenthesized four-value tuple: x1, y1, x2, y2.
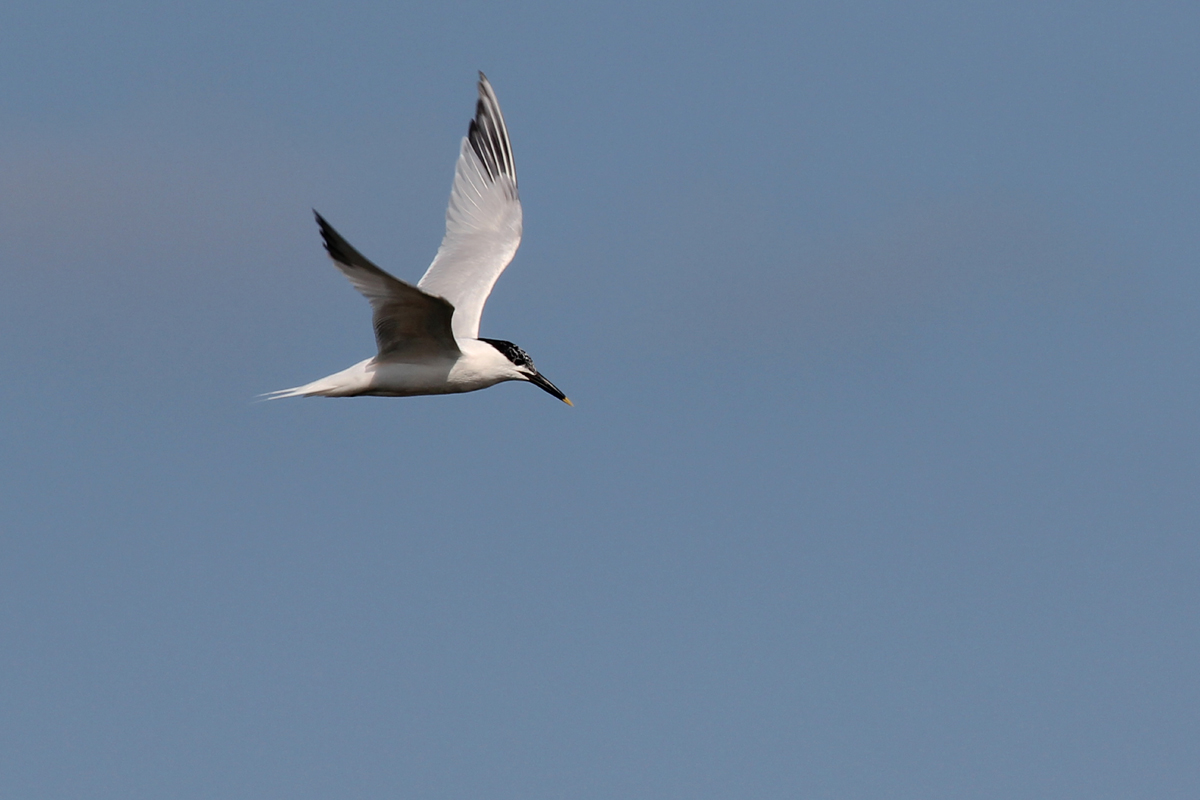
(1, 2, 1197, 798)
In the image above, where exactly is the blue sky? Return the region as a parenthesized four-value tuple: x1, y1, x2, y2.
(1, 2, 1197, 798)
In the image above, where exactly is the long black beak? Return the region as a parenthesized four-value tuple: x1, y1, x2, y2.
(527, 372, 573, 406)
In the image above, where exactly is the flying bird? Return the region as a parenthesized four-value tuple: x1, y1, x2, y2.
(267, 73, 570, 405)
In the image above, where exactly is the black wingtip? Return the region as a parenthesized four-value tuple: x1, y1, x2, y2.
(313, 210, 333, 249)
(311, 211, 363, 269)
(466, 75, 515, 187)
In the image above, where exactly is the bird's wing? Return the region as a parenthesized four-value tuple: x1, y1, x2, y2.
(315, 212, 461, 361)
(417, 73, 523, 340)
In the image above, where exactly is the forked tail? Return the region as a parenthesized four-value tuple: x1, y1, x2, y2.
(258, 361, 374, 400)
(258, 385, 315, 400)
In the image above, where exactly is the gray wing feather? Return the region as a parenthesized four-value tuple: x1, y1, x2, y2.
(315, 212, 461, 360)
(418, 73, 522, 340)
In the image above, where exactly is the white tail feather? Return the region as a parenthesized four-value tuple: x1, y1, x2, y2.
(258, 385, 316, 400)
(259, 360, 375, 399)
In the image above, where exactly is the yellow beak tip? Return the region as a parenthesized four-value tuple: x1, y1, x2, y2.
(562, 397, 574, 407)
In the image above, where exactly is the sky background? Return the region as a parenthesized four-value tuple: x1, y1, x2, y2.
(1, 2, 1198, 798)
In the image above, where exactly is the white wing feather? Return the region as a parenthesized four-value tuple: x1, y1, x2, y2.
(418, 73, 522, 340)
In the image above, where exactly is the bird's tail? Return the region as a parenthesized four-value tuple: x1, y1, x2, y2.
(258, 379, 345, 400)
(258, 385, 315, 400)
(258, 361, 374, 400)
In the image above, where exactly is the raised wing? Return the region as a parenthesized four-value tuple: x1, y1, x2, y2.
(418, 73, 523, 340)
(315, 212, 460, 361)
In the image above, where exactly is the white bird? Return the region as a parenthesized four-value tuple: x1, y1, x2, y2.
(267, 73, 571, 406)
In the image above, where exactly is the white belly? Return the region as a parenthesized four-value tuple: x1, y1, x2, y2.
(271, 338, 519, 399)
(365, 353, 512, 397)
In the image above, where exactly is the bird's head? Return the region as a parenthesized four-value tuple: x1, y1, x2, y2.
(481, 338, 572, 405)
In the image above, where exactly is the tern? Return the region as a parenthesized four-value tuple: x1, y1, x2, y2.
(267, 73, 571, 405)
